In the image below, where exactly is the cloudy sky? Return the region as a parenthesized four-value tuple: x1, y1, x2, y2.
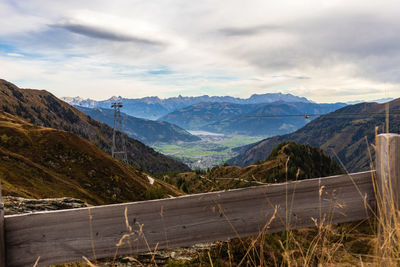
(0, 0, 399, 102)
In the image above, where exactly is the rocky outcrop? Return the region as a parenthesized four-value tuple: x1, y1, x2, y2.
(3, 196, 88, 215)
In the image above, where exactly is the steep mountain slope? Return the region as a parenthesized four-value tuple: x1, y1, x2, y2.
(0, 79, 190, 173)
(159, 102, 346, 136)
(0, 112, 181, 204)
(163, 142, 342, 194)
(228, 99, 400, 172)
(159, 102, 257, 130)
(202, 102, 346, 136)
(76, 106, 200, 145)
(63, 93, 311, 119)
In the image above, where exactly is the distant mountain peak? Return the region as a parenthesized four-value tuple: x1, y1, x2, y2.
(108, 96, 122, 101)
(346, 98, 394, 105)
(248, 92, 310, 103)
(61, 96, 86, 101)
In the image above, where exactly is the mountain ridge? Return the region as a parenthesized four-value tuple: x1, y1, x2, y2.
(0, 79, 190, 174)
(76, 106, 200, 145)
(159, 101, 346, 136)
(228, 99, 400, 172)
(163, 141, 342, 194)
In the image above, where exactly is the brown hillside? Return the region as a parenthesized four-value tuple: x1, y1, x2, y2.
(0, 79, 190, 174)
(0, 111, 181, 205)
(209, 142, 343, 182)
(164, 142, 342, 194)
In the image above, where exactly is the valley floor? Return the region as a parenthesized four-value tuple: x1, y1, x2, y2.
(152, 133, 265, 169)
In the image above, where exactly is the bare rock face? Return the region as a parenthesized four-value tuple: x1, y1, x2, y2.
(2, 196, 88, 215)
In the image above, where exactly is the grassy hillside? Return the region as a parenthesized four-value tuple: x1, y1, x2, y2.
(0, 111, 181, 205)
(229, 99, 400, 172)
(76, 106, 200, 145)
(162, 142, 342, 194)
(0, 79, 190, 174)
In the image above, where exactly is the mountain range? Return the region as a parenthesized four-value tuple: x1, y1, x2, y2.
(159, 101, 346, 136)
(62, 93, 312, 119)
(228, 98, 400, 172)
(76, 106, 200, 145)
(0, 79, 190, 174)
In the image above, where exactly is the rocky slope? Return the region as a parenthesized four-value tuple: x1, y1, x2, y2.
(0, 79, 190, 174)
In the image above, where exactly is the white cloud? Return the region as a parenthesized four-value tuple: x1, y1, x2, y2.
(6, 53, 23, 57)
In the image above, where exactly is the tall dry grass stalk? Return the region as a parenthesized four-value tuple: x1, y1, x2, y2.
(33, 256, 40, 267)
(373, 107, 400, 266)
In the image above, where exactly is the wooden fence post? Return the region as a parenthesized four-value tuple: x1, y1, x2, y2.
(0, 182, 6, 267)
(376, 133, 400, 263)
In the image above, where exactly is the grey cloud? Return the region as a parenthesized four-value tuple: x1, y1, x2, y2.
(219, 25, 280, 36)
(52, 22, 165, 46)
(295, 13, 400, 58)
(218, 12, 400, 83)
(271, 75, 311, 80)
(294, 13, 400, 82)
(323, 88, 380, 96)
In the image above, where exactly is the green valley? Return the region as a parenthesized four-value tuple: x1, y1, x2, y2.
(152, 133, 265, 169)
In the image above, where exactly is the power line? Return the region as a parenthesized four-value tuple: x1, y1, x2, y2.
(200, 111, 400, 119)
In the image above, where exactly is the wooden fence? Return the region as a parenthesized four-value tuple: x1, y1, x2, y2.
(0, 134, 398, 267)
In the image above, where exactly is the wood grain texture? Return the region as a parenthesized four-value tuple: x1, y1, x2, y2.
(4, 171, 375, 267)
(376, 134, 400, 209)
(376, 134, 400, 263)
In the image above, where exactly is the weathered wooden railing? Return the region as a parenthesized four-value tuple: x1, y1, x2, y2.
(0, 134, 398, 267)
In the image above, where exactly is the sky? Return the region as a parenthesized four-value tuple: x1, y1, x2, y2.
(0, 0, 399, 102)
